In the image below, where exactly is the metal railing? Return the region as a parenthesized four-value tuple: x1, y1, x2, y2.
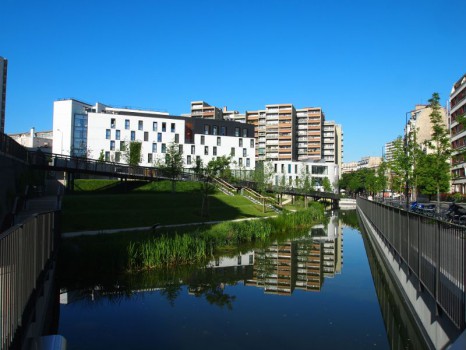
(0, 211, 59, 349)
(0, 132, 28, 162)
(357, 197, 466, 329)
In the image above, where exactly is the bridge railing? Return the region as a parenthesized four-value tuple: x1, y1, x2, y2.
(0, 132, 28, 162)
(0, 211, 60, 349)
(357, 197, 466, 329)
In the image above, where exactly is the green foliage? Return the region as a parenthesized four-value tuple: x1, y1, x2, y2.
(160, 142, 184, 193)
(127, 204, 325, 270)
(98, 149, 105, 162)
(124, 141, 142, 166)
(416, 153, 450, 197)
(322, 177, 332, 192)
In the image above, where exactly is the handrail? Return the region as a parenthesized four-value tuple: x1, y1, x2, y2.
(0, 210, 60, 349)
(357, 197, 466, 329)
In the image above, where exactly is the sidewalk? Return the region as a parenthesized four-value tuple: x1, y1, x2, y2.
(14, 195, 61, 225)
(62, 216, 276, 238)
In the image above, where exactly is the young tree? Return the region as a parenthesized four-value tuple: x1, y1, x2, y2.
(160, 142, 184, 193)
(422, 92, 451, 209)
(322, 177, 332, 192)
(122, 141, 142, 166)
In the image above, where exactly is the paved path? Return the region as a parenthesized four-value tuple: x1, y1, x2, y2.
(62, 215, 276, 238)
(14, 195, 61, 225)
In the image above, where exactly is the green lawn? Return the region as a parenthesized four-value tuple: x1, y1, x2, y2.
(61, 179, 275, 232)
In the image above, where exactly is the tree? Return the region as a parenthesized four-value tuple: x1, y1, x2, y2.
(422, 92, 451, 209)
(98, 149, 105, 162)
(122, 141, 142, 166)
(254, 161, 274, 193)
(160, 142, 184, 193)
(193, 158, 216, 218)
(322, 177, 332, 192)
(376, 161, 388, 197)
(416, 153, 450, 200)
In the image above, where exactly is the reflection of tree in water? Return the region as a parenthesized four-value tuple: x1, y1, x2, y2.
(159, 282, 182, 307)
(340, 210, 359, 229)
(190, 283, 236, 310)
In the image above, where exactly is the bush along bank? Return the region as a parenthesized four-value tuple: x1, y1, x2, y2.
(127, 203, 325, 271)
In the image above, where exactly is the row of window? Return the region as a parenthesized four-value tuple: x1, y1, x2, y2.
(273, 164, 329, 175)
(106, 129, 180, 143)
(200, 136, 254, 148)
(109, 118, 177, 133)
(203, 124, 249, 138)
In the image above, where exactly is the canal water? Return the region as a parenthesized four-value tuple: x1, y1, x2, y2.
(57, 211, 427, 349)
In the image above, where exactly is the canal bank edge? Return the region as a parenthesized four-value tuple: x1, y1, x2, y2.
(357, 207, 466, 350)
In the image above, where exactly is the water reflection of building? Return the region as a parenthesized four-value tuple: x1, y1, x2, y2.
(246, 215, 343, 295)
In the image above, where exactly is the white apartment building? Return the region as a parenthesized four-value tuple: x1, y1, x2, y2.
(450, 73, 466, 193)
(323, 121, 343, 176)
(52, 99, 255, 170)
(268, 160, 339, 192)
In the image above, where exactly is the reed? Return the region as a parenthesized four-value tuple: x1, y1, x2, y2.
(127, 203, 324, 271)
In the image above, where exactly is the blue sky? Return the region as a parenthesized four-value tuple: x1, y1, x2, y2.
(1, 0, 465, 161)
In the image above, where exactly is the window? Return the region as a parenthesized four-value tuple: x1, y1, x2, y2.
(295, 164, 298, 174)
(175, 134, 179, 143)
(204, 146, 209, 155)
(105, 151, 110, 161)
(274, 164, 277, 172)
(131, 131, 135, 141)
(231, 147, 235, 156)
(191, 145, 195, 154)
(235, 127, 240, 137)
(238, 158, 243, 166)
(157, 133, 162, 142)
(161, 143, 166, 153)
(246, 158, 250, 167)
(120, 141, 126, 151)
(125, 119, 130, 130)
(250, 139, 254, 148)
(239, 138, 243, 147)
(196, 155, 200, 162)
(212, 125, 218, 135)
(111, 118, 116, 128)
(217, 137, 221, 146)
(220, 126, 226, 136)
(105, 129, 111, 139)
(237, 256, 242, 265)
(249, 254, 253, 264)
(201, 135, 205, 145)
(115, 152, 120, 163)
(116, 130, 121, 140)
(213, 146, 217, 156)
(288, 164, 291, 174)
(153, 122, 158, 131)
(281, 164, 285, 173)
(242, 128, 248, 137)
(204, 124, 210, 135)
(171, 123, 175, 132)
(306, 165, 309, 174)
(187, 155, 191, 165)
(243, 148, 247, 157)
(110, 140, 115, 151)
(162, 122, 166, 132)
(138, 120, 143, 131)
(152, 143, 157, 153)
(144, 132, 149, 141)
(179, 144, 183, 154)
(148, 153, 153, 163)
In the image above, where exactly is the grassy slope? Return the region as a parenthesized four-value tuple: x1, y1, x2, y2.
(62, 179, 274, 232)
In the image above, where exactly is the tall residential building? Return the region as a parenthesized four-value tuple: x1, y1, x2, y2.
(384, 139, 397, 162)
(245, 104, 325, 162)
(0, 56, 7, 133)
(450, 73, 466, 193)
(406, 104, 448, 153)
(323, 121, 343, 174)
(190, 101, 223, 120)
(52, 99, 255, 170)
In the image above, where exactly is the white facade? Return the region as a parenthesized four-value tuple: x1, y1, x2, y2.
(52, 99, 255, 170)
(9, 128, 53, 152)
(268, 160, 339, 192)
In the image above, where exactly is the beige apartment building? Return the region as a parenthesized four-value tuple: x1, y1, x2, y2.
(245, 104, 325, 162)
(190, 101, 223, 119)
(450, 73, 466, 193)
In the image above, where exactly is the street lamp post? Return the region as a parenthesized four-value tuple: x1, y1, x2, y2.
(404, 106, 430, 209)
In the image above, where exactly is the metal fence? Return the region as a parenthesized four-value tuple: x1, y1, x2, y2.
(0, 132, 28, 162)
(357, 197, 466, 329)
(0, 211, 59, 350)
